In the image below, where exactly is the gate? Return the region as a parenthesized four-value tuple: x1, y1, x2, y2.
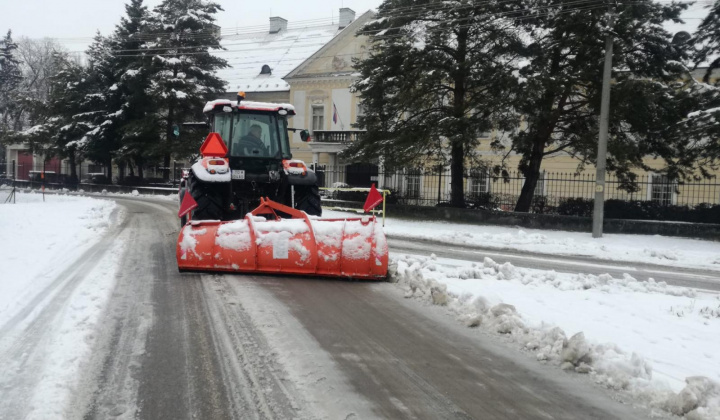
(345, 163, 378, 188)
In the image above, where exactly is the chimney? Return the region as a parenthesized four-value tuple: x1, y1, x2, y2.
(339, 8, 355, 29)
(269, 16, 287, 34)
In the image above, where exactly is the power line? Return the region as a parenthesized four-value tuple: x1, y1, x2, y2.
(70, 0, 611, 57)
(46, 0, 711, 46)
(50, 0, 703, 84)
(48, 16, 342, 44)
(50, 0, 706, 57)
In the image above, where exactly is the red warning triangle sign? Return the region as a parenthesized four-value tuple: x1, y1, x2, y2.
(200, 132, 228, 157)
(179, 191, 198, 218)
(364, 184, 383, 213)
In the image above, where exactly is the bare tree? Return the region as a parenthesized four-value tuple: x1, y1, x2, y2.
(11, 37, 65, 131)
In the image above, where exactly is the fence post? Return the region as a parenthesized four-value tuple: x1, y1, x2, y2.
(437, 168, 442, 205)
(382, 190, 387, 227)
(42, 160, 46, 202)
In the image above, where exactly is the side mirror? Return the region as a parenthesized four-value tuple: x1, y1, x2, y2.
(300, 130, 311, 142)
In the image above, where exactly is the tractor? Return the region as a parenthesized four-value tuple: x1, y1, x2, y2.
(179, 92, 321, 225)
(175, 93, 389, 280)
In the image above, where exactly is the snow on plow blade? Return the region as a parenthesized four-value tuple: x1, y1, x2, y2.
(177, 198, 388, 279)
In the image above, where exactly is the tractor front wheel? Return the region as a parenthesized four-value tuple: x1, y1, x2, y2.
(294, 184, 322, 216)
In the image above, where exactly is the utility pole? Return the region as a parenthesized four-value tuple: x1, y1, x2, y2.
(592, 6, 615, 238)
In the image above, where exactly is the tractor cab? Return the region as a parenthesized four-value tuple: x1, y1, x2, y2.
(202, 93, 309, 163)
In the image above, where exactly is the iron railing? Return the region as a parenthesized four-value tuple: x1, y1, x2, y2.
(0, 161, 188, 187)
(311, 130, 364, 143)
(311, 166, 720, 210)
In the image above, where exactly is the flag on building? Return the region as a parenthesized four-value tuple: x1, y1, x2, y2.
(332, 102, 338, 124)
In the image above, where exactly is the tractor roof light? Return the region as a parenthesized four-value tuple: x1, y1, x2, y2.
(237, 91, 245, 103)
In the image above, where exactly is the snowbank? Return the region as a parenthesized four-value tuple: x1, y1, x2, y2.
(0, 191, 118, 326)
(0, 191, 123, 417)
(324, 210, 720, 271)
(78, 188, 177, 201)
(391, 254, 720, 419)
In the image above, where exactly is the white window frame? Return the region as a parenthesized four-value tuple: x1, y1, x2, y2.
(467, 168, 491, 196)
(311, 105, 325, 132)
(534, 171, 546, 197)
(647, 173, 677, 205)
(404, 168, 422, 199)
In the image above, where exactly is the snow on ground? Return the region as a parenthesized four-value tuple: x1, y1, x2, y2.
(25, 236, 127, 420)
(0, 189, 118, 326)
(324, 210, 720, 271)
(390, 253, 720, 419)
(0, 188, 124, 417)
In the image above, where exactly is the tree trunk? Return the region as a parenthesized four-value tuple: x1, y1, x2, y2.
(68, 153, 78, 186)
(449, 26, 469, 208)
(138, 164, 144, 180)
(164, 105, 175, 181)
(450, 141, 464, 207)
(106, 158, 113, 184)
(514, 136, 545, 212)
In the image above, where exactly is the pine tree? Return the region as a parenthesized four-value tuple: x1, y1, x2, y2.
(82, 33, 123, 183)
(508, 0, 691, 211)
(693, 0, 720, 83)
(112, 0, 159, 179)
(680, 0, 720, 174)
(349, 0, 524, 207)
(0, 30, 23, 153)
(144, 0, 227, 179)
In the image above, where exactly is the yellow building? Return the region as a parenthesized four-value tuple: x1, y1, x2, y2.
(284, 10, 375, 188)
(214, 15, 719, 208)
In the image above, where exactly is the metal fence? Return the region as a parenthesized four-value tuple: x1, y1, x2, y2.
(3, 159, 718, 211)
(0, 161, 187, 187)
(313, 165, 720, 210)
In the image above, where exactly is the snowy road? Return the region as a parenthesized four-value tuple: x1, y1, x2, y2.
(5, 195, 707, 418)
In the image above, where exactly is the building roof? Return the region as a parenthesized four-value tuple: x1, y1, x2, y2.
(216, 23, 344, 93)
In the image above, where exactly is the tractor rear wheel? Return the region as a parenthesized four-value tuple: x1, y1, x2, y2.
(188, 171, 225, 221)
(295, 184, 322, 216)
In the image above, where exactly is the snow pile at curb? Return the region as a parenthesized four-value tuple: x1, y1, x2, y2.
(391, 254, 720, 419)
(0, 192, 117, 326)
(0, 191, 124, 417)
(323, 209, 720, 271)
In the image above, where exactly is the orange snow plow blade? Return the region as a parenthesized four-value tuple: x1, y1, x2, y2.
(176, 198, 388, 279)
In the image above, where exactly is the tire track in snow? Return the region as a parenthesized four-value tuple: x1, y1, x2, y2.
(73, 213, 157, 420)
(198, 275, 303, 420)
(0, 210, 127, 420)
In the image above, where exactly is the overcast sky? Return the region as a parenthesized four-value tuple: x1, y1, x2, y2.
(0, 0, 383, 52)
(0, 0, 708, 54)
